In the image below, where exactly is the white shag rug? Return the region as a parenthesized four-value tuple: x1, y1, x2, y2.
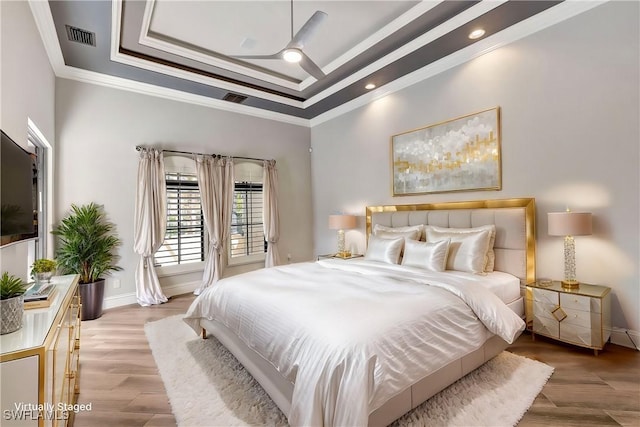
(145, 315, 553, 427)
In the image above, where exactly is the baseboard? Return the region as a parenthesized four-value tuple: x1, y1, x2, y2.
(103, 281, 199, 310)
(610, 327, 640, 351)
(163, 280, 199, 298)
(103, 291, 137, 309)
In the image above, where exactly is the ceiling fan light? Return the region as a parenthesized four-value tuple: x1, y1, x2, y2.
(283, 49, 302, 63)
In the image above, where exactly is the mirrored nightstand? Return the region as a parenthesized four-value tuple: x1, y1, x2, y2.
(525, 280, 611, 355)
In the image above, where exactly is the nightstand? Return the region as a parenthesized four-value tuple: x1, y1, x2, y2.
(525, 281, 611, 355)
(317, 253, 364, 261)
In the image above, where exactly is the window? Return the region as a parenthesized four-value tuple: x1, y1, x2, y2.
(230, 182, 265, 257)
(229, 162, 266, 265)
(154, 171, 205, 267)
(153, 157, 265, 270)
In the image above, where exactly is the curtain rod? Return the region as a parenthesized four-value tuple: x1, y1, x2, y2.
(135, 146, 267, 163)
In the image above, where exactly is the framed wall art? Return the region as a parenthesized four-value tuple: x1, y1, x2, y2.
(391, 107, 502, 196)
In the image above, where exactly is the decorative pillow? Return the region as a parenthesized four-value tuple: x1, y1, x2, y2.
(435, 225, 496, 272)
(425, 224, 496, 271)
(364, 235, 404, 264)
(424, 225, 495, 273)
(401, 238, 451, 272)
(373, 224, 423, 241)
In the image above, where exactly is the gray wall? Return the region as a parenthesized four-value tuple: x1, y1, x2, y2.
(0, 1, 56, 281)
(55, 79, 313, 303)
(310, 2, 639, 332)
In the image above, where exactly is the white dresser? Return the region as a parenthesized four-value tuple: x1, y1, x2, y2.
(0, 275, 80, 426)
(525, 280, 611, 355)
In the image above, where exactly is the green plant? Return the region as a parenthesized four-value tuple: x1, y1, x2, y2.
(52, 203, 122, 284)
(31, 258, 57, 275)
(0, 272, 27, 300)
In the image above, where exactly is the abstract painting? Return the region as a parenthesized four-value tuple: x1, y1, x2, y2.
(391, 107, 501, 195)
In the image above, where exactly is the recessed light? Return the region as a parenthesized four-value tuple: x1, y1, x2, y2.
(365, 83, 376, 90)
(468, 29, 486, 40)
(282, 48, 302, 63)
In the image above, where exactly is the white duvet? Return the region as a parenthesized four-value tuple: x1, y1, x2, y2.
(183, 259, 525, 427)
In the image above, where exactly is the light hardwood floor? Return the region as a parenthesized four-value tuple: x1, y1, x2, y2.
(74, 293, 640, 427)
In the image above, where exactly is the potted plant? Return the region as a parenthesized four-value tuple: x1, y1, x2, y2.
(0, 272, 27, 334)
(31, 258, 57, 283)
(53, 203, 122, 320)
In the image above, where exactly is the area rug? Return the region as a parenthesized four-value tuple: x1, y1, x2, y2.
(145, 315, 553, 427)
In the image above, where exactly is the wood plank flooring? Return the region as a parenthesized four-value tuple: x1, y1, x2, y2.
(74, 293, 640, 427)
(74, 294, 192, 427)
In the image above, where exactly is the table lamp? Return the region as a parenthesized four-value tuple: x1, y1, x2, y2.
(548, 210, 592, 289)
(328, 214, 356, 258)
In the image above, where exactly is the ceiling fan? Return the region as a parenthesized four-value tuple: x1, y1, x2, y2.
(233, 1, 328, 81)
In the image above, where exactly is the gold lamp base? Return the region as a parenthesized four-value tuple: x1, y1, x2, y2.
(335, 251, 352, 259)
(561, 280, 580, 290)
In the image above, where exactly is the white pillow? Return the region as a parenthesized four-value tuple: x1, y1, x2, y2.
(365, 235, 404, 264)
(373, 224, 423, 241)
(424, 225, 494, 273)
(426, 224, 496, 271)
(401, 238, 451, 272)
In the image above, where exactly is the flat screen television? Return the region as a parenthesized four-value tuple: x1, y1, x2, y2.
(1, 130, 38, 246)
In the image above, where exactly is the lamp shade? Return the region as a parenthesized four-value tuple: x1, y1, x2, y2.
(328, 214, 356, 230)
(548, 212, 592, 236)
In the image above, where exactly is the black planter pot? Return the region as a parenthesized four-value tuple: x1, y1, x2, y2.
(79, 279, 105, 320)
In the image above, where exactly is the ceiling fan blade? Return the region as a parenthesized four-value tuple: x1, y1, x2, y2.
(288, 10, 327, 49)
(232, 53, 282, 60)
(299, 51, 325, 80)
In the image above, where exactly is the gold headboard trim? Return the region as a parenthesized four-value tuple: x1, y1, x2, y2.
(365, 198, 536, 284)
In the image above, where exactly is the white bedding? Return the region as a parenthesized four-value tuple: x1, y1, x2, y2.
(183, 259, 525, 427)
(414, 268, 522, 305)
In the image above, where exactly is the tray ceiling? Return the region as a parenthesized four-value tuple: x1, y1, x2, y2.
(37, 0, 595, 124)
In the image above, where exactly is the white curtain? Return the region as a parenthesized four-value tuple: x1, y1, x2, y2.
(133, 148, 168, 306)
(263, 159, 280, 267)
(195, 155, 234, 295)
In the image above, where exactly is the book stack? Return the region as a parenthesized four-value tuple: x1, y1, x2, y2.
(23, 283, 58, 309)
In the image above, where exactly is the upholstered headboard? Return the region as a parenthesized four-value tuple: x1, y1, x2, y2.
(366, 198, 536, 284)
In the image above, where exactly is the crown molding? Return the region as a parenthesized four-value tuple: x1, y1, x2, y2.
(309, 0, 609, 127)
(136, 1, 446, 93)
(29, 0, 309, 127)
(58, 65, 310, 127)
(111, 0, 504, 110)
(304, 0, 506, 108)
(28, 0, 608, 129)
(111, 0, 304, 108)
(28, 0, 66, 71)
(318, 1, 441, 78)
(138, 0, 303, 91)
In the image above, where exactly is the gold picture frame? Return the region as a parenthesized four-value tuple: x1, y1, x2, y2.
(391, 107, 502, 196)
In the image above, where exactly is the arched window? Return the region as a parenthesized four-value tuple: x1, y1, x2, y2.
(154, 155, 205, 268)
(229, 161, 266, 265)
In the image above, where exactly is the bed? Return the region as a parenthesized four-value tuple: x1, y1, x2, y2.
(184, 197, 536, 426)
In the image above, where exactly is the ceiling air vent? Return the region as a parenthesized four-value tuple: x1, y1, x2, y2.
(65, 25, 96, 46)
(222, 93, 247, 104)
